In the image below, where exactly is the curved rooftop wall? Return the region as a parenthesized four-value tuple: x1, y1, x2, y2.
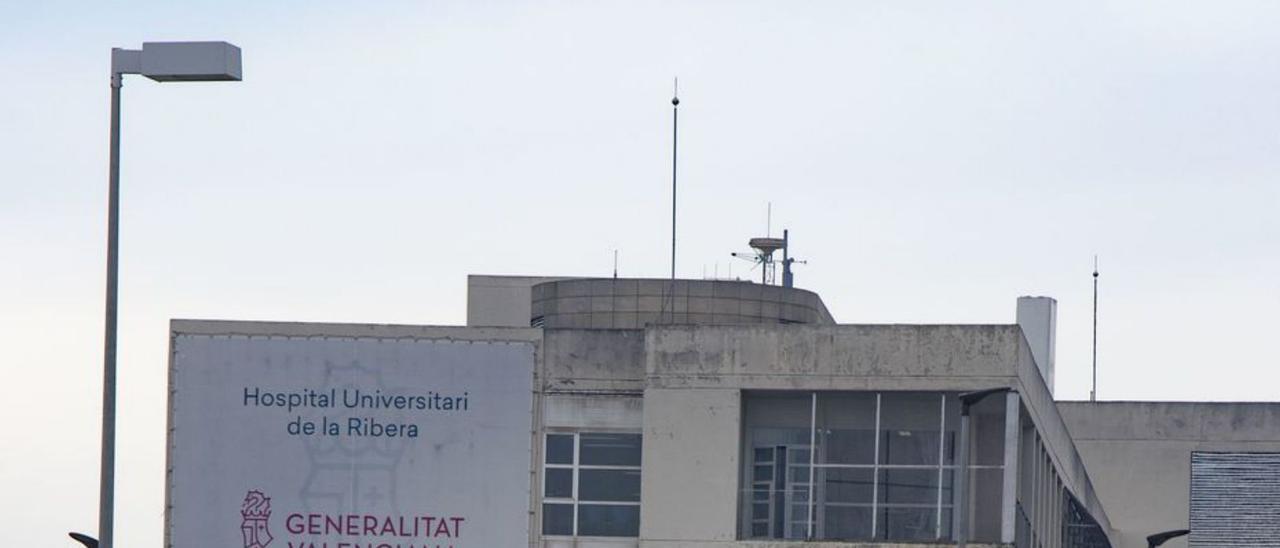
(530, 278, 834, 329)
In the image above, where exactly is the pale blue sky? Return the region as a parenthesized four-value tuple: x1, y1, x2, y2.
(2, 1, 1278, 545)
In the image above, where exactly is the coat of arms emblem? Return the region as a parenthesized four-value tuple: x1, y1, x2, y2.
(240, 490, 273, 548)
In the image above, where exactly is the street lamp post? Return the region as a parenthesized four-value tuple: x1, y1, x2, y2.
(1147, 529, 1190, 548)
(91, 41, 241, 548)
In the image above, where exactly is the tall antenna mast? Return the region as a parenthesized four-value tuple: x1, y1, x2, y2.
(1091, 255, 1099, 402)
(613, 249, 618, 279)
(669, 79, 680, 323)
(767, 202, 772, 237)
(671, 79, 679, 282)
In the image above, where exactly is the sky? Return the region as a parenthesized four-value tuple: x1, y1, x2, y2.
(1, 0, 1278, 545)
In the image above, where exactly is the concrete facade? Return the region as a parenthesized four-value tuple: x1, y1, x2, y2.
(532, 278, 835, 329)
(168, 275, 1280, 548)
(1059, 402, 1280, 548)
(468, 274, 574, 327)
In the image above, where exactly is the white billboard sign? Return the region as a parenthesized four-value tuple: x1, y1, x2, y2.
(167, 334, 535, 548)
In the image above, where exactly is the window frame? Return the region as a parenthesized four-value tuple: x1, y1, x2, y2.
(740, 391, 1005, 542)
(541, 429, 643, 539)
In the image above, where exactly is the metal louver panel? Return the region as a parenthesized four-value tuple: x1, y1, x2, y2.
(1190, 452, 1280, 547)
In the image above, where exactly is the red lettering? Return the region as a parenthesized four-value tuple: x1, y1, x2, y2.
(451, 517, 464, 537)
(435, 518, 452, 537)
(346, 514, 359, 535)
(364, 515, 378, 535)
(325, 514, 341, 535)
(285, 514, 304, 534)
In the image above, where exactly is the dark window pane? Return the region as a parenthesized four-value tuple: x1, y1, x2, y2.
(943, 394, 962, 465)
(580, 433, 642, 466)
(940, 469, 954, 504)
(880, 468, 939, 505)
(751, 521, 769, 537)
(754, 465, 772, 482)
(744, 393, 813, 456)
(789, 503, 809, 522)
(544, 468, 573, 498)
(546, 434, 574, 465)
(881, 507, 938, 541)
(789, 485, 809, 505)
(970, 467, 1005, 542)
(542, 503, 573, 536)
(822, 428, 876, 464)
(820, 467, 873, 504)
(789, 465, 812, 483)
(579, 469, 641, 502)
(969, 392, 1007, 466)
(578, 504, 640, 537)
(817, 392, 877, 465)
(754, 447, 774, 462)
(883, 429, 938, 465)
(880, 393, 943, 465)
(822, 505, 873, 540)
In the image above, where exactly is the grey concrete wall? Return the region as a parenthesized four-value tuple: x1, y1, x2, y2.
(646, 325, 1021, 391)
(1015, 296, 1056, 394)
(543, 328, 646, 393)
(468, 274, 573, 327)
(1059, 402, 1280, 548)
(639, 388, 742, 546)
(1013, 334, 1114, 541)
(533, 278, 835, 329)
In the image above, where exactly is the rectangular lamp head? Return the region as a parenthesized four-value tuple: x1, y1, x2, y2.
(140, 41, 241, 82)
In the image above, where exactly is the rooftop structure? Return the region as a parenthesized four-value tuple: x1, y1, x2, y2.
(164, 274, 1280, 548)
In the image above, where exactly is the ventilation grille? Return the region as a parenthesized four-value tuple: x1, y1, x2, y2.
(1190, 452, 1280, 547)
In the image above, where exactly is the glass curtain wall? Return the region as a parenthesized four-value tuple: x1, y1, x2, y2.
(742, 391, 1001, 542)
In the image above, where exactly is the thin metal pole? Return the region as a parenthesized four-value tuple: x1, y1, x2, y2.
(936, 395, 946, 539)
(955, 411, 970, 546)
(871, 393, 881, 538)
(669, 93, 679, 323)
(1091, 257, 1098, 402)
(806, 392, 817, 540)
(100, 69, 122, 548)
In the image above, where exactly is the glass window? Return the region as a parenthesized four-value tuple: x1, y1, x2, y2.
(544, 468, 573, 498)
(546, 434, 574, 465)
(880, 468, 938, 505)
(742, 393, 812, 540)
(817, 392, 877, 465)
(880, 392, 943, 465)
(820, 468, 873, 504)
(579, 469, 641, 502)
(543, 432, 642, 538)
(578, 505, 640, 537)
(880, 507, 937, 541)
(741, 391, 998, 543)
(581, 433, 642, 466)
(542, 503, 573, 536)
(823, 505, 873, 539)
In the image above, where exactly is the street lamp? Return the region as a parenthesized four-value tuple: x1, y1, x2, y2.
(89, 41, 242, 548)
(69, 532, 98, 548)
(1147, 529, 1190, 547)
